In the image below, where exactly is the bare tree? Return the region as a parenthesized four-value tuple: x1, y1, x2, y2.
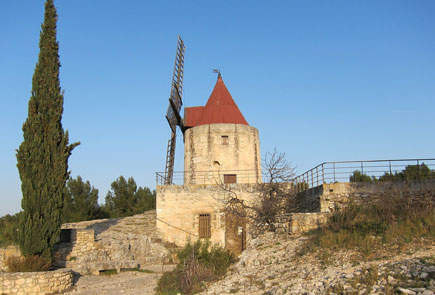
(213, 148, 296, 236)
(253, 149, 296, 232)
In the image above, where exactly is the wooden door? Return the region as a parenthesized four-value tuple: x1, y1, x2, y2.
(225, 213, 246, 256)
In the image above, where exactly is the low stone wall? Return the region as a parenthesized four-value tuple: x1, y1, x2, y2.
(320, 180, 435, 212)
(0, 268, 73, 295)
(275, 213, 329, 234)
(281, 180, 435, 234)
(0, 246, 21, 272)
(293, 185, 322, 213)
(55, 229, 98, 263)
(54, 211, 171, 275)
(294, 180, 435, 213)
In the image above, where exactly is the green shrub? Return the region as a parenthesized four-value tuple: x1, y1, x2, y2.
(0, 214, 20, 247)
(350, 163, 435, 183)
(157, 240, 234, 294)
(6, 256, 51, 272)
(99, 269, 117, 276)
(350, 170, 377, 183)
(158, 271, 181, 295)
(379, 163, 435, 182)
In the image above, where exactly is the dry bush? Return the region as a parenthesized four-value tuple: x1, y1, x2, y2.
(306, 190, 435, 259)
(6, 255, 51, 272)
(214, 149, 297, 236)
(157, 240, 234, 294)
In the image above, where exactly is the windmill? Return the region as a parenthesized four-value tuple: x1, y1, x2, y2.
(164, 36, 185, 184)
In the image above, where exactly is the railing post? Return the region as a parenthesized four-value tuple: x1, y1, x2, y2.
(322, 164, 324, 184)
(316, 166, 319, 186)
(333, 163, 336, 183)
(361, 162, 364, 175)
(311, 170, 313, 187)
(417, 159, 420, 180)
(389, 161, 392, 175)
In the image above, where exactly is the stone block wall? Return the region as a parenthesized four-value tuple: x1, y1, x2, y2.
(54, 212, 171, 275)
(292, 185, 323, 213)
(68, 229, 98, 259)
(54, 229, 99, 267)
(157, 183, 256, 248)
(320, 180, 435, 212)
(275, 213, 330, 234)
(0, 269, 72, 295)
(0, 246, 21, 272)
(278, 180, 435, 234)
(293, 180, 435, 213)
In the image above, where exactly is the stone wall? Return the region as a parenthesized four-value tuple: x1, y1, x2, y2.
(275, 213, 330, 234)
(54, 211, 171, 275)
(184, 124, 261, 184)
(156, 183, 256, 249)
(277, 180, 435, 234)
(57, 229, 98, 261)
(292, 185, 323, 213)
(0, 246, 21, 272)
(294, 180, 435, 213)
(0, 268, 72, 295)
(54, 228, 104, 274)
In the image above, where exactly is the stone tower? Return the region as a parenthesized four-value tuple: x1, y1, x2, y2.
(156, 74, 261, 255)
(183, 74, 261, 184)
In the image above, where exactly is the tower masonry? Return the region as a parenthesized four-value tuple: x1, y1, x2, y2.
(183, 75, 261, 184)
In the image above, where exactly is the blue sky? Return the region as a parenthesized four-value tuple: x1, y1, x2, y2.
(1, 0, 434, 216)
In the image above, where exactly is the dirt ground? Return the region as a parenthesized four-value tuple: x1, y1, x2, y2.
(65, 265, 174, 295)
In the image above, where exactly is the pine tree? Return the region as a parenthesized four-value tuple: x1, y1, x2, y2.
(104, 176, 156, 218)
(63, 176, 101, 223)
(16, 0, 79, 258)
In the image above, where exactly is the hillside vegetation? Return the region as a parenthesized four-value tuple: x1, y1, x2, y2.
(199, 191, 434, 295)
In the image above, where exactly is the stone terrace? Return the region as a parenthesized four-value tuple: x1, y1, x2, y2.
(54, 210, 173, 275)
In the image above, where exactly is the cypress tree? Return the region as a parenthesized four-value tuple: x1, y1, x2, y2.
(16, 0, 79, 258)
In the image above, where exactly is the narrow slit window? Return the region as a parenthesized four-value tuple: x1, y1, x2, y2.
(221, 135, 229, 145)
(199, 214, 211, 238)
(224, 174, 237, 184)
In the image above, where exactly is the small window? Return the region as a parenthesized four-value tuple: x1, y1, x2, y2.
(199, 214, 211, 238)
(221, 135, 229, 145)
(224, 174, 237, 184)
(59, 229, 72, 243)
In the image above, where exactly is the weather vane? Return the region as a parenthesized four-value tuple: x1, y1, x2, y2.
(212, 68, 221, 78)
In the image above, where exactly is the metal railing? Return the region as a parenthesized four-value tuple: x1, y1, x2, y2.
(293, 158, 435, 193)
(156, 169, 262, 186)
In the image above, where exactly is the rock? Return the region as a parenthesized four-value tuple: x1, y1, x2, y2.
(410, 288, 427, 292)
(387, 275, 396, 284)
(420, 272, 429, 279)
(397, 287, 416, 295)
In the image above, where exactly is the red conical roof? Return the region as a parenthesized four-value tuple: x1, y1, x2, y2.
(195, 76, 248, 126)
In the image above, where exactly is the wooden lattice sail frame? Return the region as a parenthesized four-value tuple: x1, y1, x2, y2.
(164, 36, 185, 185)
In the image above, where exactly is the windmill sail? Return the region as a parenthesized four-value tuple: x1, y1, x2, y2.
(164, 36, 185, 184)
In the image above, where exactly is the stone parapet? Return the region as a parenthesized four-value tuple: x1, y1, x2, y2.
(319, 180, 435, 212)
(0, 268, 72, 295)
(293, 180, 435, 213)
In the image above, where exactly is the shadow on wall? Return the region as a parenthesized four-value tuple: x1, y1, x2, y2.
(86, 219, 120, 236)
